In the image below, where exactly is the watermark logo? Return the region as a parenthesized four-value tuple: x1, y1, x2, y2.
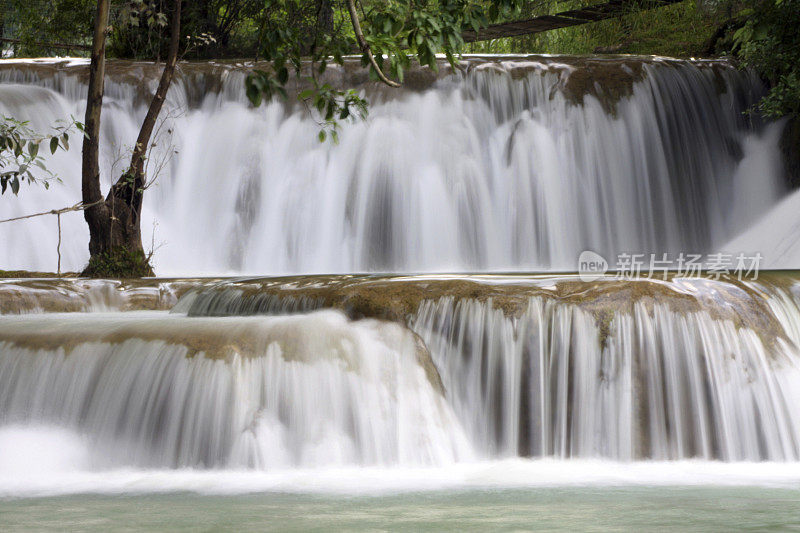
(576, 251, 763, 281)
(578, 250, 609, 282)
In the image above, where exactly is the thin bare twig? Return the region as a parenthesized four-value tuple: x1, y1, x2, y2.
(56, 213, 62, 275)
(1, 199, 104, 274)
(0, 199, 104, 224)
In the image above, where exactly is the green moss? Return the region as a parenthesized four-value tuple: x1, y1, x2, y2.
(0, 270, 78, 278)
(81, 247, 154, 278)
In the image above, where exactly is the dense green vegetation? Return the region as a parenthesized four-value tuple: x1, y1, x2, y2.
(0, 0, 728, 59)
(1, 0, 95, 56)
(465, 0, 721, 57)
(732, 0, 799, 120)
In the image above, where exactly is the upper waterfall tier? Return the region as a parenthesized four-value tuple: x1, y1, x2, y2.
(0, 56, 787, 274)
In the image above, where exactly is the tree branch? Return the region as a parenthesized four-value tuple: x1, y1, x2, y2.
(345, 0, 400, 88)
(0, 199, 104, 224)
(127, 0, 182, 179)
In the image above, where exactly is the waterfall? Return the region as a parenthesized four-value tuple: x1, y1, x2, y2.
(0, 56, 786, 274)
(412, 297, 800, 461)
(0, 310, 471, 468)
(3, 275, 800, 471)
(55, 273, 795, 463)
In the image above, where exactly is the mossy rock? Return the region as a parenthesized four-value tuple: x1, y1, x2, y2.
(0, 270, 78, 279)
(81, 247, 154, 278)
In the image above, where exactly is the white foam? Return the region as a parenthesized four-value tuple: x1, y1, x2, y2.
(3, 425, 800, 499)
(0, 425, 90, 476)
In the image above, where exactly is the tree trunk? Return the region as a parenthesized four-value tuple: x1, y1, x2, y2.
(81, 0, 181, 276)
(317, 0, 334, 34)
(82, 0, 112, 258)
(102, 0, 181, 257)
(0, 6, 5, 50)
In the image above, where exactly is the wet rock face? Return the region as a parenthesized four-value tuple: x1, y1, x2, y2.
(0, 309, 432, 369)
(469, 56, 646, 115)
(0, 278, 201, 314)
(0, 55, 739, 113)
(0, 279, 448, 395)
(175, 272, 795, 343)
(780, 117, 800, 188)
(3, 273, 795, 347)
(4, 273, 794, 349)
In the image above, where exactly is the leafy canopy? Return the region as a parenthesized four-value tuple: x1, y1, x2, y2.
(733, 0, 800, 119)
(245, 0, 523, 140)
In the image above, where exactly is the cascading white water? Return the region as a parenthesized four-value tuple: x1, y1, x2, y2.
(412, 295, 800, 461)
(163, 274, 800, 462)
(3, 273, 800, 493)
(0, 57, 786, 274)
(0, 310, 472, 469)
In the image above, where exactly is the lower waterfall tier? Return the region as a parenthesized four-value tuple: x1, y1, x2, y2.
(0, 310, 470, 469)
(2, 274, 800, 465)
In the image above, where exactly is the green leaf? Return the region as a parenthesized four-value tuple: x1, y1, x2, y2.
(318, 130, 326, 143)
(245, 77, 263, 107)
(277, 67, 289, 85)
(50, 136, 59, 154)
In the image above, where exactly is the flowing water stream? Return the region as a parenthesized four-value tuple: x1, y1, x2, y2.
(0, 56, 791, 273)
(3, 274, 800, 491)
(2, 55, 800, 529)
